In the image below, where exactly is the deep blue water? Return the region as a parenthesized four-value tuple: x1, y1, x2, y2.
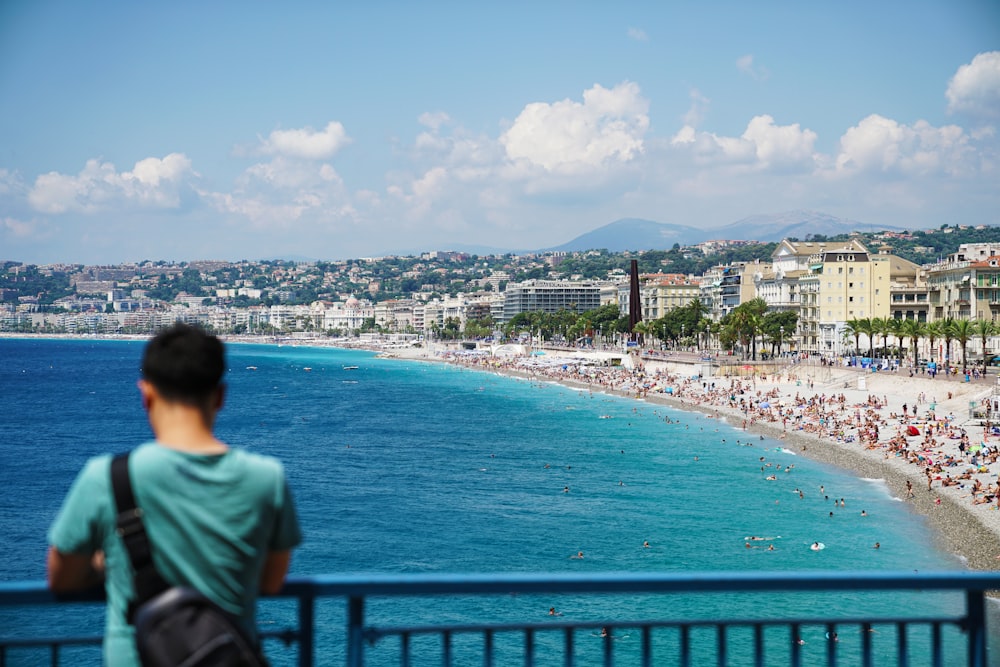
(0, 338, 985, 665)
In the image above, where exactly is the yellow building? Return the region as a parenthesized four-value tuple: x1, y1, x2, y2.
(814, 244, 918, 354)
(641, 274, 701, 320)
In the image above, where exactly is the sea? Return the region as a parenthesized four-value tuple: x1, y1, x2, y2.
(0, 337, 995, 666)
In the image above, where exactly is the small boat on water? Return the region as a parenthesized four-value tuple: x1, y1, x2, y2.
(343, 365, 359, 370)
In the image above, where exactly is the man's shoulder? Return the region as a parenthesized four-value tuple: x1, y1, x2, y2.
(76, 452, 116, 483)
(227, 448, 288, 482)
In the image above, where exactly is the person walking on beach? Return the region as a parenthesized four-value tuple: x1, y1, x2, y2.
(46, 323, 302, 666)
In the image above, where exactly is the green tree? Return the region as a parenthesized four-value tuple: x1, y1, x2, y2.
(727, 298, 767, 360)
(973, 319, 998, 370)
(925, 320, 943, 364)
(899, 318, 925, 364)
(941, 317, 956, 369)
(843, 319, 864, 355)
(951, 318, 974, 373)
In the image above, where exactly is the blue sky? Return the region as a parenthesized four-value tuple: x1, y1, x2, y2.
(1, 1, 998, 264)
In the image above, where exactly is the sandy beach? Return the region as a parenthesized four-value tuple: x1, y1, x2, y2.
(378, 342, 1000, 573)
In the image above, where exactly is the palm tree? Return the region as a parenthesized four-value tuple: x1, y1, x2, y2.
(855, 317, 875, 357)
(885, 317, 904, 361)
(899, 318, 925, 365)
(951, 318, 975, 374)
(843, 319, 863, 355)
(941, 317, 956, 370)
(870, 317, 890, 358)
(973, 319, 998, 371)
(925, 320, 943, 366)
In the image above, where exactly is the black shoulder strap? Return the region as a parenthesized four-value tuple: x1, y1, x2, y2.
(111, 452, 169, 622)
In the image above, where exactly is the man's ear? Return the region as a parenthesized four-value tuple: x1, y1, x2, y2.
(137, 379, 155, 411)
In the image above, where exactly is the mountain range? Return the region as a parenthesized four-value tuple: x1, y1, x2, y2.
(543, 210, 911, 253)
(434, 210, 914, 257)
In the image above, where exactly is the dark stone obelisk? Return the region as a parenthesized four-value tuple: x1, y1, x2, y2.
(628, 259, 642, 337)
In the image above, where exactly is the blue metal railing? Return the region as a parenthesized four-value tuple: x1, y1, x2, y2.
(2, 570, 998, 666)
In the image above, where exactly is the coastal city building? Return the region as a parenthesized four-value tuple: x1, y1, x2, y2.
(925, 243, 1000, 321)
(499, 279, 609, 325)
(3, 233, 1000, 360)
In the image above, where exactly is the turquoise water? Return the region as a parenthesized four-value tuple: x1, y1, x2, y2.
(0, 339, 982, 664)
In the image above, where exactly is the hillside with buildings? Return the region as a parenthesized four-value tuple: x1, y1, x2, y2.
(3, 224, 1000, 360)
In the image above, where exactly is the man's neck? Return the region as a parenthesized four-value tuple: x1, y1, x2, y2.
(149, 403, 227, 454)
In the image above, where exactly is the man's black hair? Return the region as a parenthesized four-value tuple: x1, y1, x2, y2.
(141, 323, 225, 403)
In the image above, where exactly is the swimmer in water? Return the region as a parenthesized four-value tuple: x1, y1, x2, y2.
(571, 551, 584, 559)
(643, 540, 650, 548)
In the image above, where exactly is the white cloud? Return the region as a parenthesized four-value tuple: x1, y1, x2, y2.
(670, 115, 817, 169)
(418, 112, 451, 130)
(500, 82, 650, 173)
(258, 121, 350, 160)
(742, 115, 817, 167)
(946, 51, 1000, 119)
(736, 54, 769, 81)
(0, 168, 27, 196)
(27, 153, 194, 214)
(834, 114, 973, 176)
(205, 153, 356, 229)
(682, 88, 710, 128)
(3, 216, 35, 238)
(627, 27, 648, 42)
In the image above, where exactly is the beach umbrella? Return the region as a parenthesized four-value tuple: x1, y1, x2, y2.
(759, 401, 771, 408)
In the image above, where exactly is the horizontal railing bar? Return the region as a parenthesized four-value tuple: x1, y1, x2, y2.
(281, 570, 1000, 597)
(0, 636, 103, 648)
(4, 570, 998, 605)
(362, 615, 964, 639)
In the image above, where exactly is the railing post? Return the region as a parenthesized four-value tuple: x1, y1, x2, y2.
(347, 595, 365, 667)
(966, 589, 987, 667)
(298, 591, 315, 667)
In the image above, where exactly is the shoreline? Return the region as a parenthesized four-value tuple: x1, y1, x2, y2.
(378, 343, 1000, 574)
(7, 332, 1000, 572)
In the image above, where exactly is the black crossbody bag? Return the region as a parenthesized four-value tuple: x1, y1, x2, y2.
(111, 452, 268, 667)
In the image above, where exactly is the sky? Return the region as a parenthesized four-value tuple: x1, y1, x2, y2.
(1, 1, 998, 265)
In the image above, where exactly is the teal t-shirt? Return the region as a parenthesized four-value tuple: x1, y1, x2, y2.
(48, 443, 302, 666)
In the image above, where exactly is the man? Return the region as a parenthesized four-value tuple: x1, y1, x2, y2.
(48, 323, 302, 665)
